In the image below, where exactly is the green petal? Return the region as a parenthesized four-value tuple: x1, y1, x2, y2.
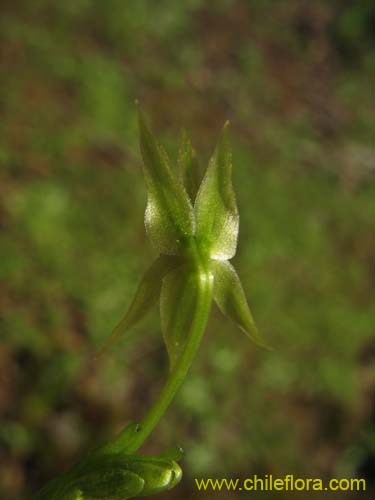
(138, 110, 195, 254)
(160, 264, 198, 370)
(177, 130, 201, 202)
(212, 260, 270, 349)
(195, 122, 239, 260)
(97, 256, 182, 358)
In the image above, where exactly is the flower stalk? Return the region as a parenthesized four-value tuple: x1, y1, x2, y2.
(124, 247, 213, 453)
(34, 108, 268, 500)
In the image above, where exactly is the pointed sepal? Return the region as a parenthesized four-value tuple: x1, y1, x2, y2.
(138, 110, 195, 254)
(177, 130, 201, 202)
(212, 260, 270, 349)
(97, 256, 182, 358)
(160, 264, 198, 370)
(194, 122, 239, 260)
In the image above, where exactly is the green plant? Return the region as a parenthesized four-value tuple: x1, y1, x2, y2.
(34, 109, 267, 499)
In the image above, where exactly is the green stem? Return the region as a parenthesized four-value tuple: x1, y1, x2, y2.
(115, 240, 213, 453)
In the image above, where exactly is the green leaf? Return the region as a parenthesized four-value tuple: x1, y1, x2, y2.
(158, 446, 184, 462)
(195, 122, 239, 260)
(177, 130, 201, 202)
(72, 468, 144, 500)
(212, 260, 270, 349)
(97, 256, 182, 358)
(72, 454, 181, 500)
(35, 451, 182, 500)
(160, 264, 198, 369)
(138, 110, 195, 254)
(123, 455, 182, 496)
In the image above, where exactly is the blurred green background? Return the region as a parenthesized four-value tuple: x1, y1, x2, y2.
(0, 1, 374, 499)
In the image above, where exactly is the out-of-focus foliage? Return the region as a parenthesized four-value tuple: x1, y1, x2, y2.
(0, 1, 373, 499)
